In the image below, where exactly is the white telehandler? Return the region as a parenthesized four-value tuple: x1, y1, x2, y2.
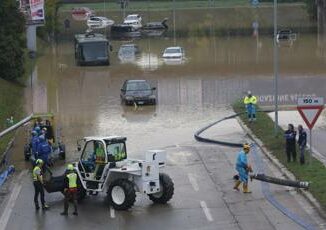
(44, 136, 174, 210)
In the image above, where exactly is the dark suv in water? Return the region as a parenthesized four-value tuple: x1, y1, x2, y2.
(120, 80, 156, 105)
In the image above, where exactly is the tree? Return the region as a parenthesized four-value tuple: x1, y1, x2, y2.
(0, 0, 26, 81)
(305, 0, 317, 20)
(37, 0, 61, 41)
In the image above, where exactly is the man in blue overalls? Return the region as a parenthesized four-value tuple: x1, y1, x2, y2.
(234, 144, 253, 193)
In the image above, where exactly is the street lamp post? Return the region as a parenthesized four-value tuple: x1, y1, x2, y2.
(273, 0, 279, 135)
(29, 51, 36, 113)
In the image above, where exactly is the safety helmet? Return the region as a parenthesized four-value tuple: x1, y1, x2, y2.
(243, 143, 250, 151)
(31, 130, 37, 136)
(35, 159, 43, 165)
(34, 126, 40, 131)
(42, 127, 47, 131)
(67, 164, 74, 171)
(247, 91, 252, 96)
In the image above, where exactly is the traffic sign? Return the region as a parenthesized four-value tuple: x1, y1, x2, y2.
(297, 97, 324, 130)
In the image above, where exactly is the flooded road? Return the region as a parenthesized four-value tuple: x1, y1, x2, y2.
(29, 25, 326, 160)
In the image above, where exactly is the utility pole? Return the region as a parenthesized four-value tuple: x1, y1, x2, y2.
(273, 0, 279, 135)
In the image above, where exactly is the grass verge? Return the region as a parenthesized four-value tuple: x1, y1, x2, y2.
(0, 51, 35, 163)
(59, 0, 278, 12)
(233, 100, 326, 211)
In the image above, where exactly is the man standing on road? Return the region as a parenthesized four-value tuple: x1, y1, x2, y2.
(33, 159, 49, 211)
(243, 91, 257, 122)
(233, 144, 253, 193)
(61, 164, 78, 216)
(298, 125, 307, 165)
(284, 124, 297, 163)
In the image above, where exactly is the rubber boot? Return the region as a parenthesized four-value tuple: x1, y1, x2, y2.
(243, 183, 252, 193)
(233, 180, 241, 191)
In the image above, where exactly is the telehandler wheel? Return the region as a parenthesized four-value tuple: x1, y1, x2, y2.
(148, 173, 174, 204)
(107, 179, 136, 210)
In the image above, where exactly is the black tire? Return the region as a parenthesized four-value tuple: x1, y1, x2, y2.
(148, 173, 174, 204)
(107, 179, 136, 210)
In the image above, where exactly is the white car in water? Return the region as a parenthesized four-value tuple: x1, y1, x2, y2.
(123, 14, 142, 30)
(87, 16, 114, 28)
(162, 46, 185, 59)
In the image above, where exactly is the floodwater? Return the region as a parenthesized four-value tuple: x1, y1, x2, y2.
(20, 6, 326, 163)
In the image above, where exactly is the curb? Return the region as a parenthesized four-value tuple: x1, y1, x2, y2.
(236, 116, 326, 220)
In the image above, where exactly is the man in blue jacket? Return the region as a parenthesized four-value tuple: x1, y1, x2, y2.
(30, 131, 40, 159)
(37, 135, 52, 167)
(284, 124, 297, 163)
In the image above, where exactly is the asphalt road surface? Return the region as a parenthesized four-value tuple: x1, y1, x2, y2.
(0, 120, 325, 230)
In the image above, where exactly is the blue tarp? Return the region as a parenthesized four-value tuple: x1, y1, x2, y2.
(0, 165, 15, 187)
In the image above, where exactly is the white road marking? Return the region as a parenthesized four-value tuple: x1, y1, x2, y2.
(110, 207, 115, 218)
(200, 201, 213, 222)
(187, 173, 199, 192)
(0, 170, 26, 230)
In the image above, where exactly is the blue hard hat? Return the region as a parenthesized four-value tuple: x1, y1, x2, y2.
(31, 130, 37, 136)
(34, 126, 41, 131)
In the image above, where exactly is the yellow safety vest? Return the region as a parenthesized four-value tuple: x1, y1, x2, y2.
(95, 147, 105, 163)
(33, 166, 41, 181)
(66, 172, 77, 188)
(244, 96, 257, 105)
(114, 151, 126, 161)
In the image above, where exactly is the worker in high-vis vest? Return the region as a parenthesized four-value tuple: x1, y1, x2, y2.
(61, 164, 78, 216)
(243, 91, 257, 122)
(94, 142, 106, 180)
(33, 159, 49, 210)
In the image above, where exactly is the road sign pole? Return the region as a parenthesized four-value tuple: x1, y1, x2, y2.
(309, 129, 312, 164)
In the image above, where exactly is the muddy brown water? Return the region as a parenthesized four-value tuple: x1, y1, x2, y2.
(13, 7, 326, 168)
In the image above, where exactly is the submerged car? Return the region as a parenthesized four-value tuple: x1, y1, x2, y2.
(276, 29, 296, 43)
(120, 80, 156, 105)
(118, 44, 140, 63)
(87, 16, 114, 27)
(162, 46, 184, 59)
(123, 14, 142, 30)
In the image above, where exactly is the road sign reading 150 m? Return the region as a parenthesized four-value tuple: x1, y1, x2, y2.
(298, 97, 324, 106)
(297, 97, 324, 130)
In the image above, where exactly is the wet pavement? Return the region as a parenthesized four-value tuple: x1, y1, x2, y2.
(1, 119, 325, 230)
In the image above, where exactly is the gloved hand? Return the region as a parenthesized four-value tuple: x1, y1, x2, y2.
(246, 165, 253, 173)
